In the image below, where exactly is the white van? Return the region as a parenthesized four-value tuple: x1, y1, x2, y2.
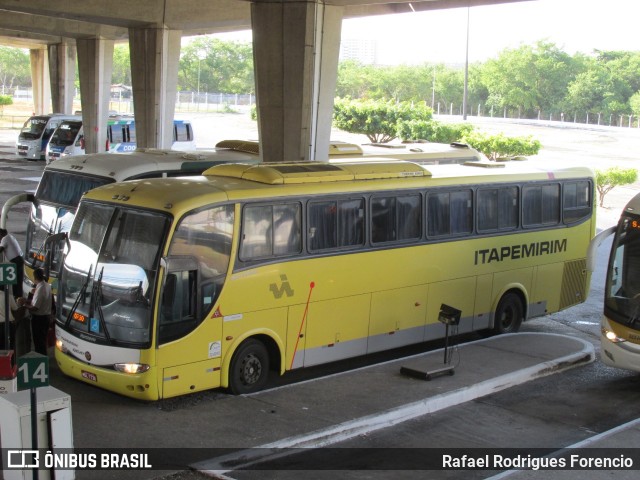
(16, 113, 81, 160)
(45, 120, 84, 164)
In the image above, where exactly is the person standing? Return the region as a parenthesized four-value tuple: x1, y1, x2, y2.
(18, 268, 52, 356)
(0, 227, 24, 298)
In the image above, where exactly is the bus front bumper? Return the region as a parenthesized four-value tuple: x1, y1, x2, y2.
(55, 348, 159, 401)
(601, 319, 640, 372)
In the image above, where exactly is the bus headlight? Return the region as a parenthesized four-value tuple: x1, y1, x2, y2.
(114, 363, 150, 374)
(602, 327, 626, 343)
(55, 339, 67, 353)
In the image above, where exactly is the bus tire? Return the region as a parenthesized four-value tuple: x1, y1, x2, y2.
(492, 292, 524, 335)
(229, 339, 270, 395)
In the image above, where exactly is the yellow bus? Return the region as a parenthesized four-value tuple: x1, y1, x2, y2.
(591, 192, 640, 371)
(54, 159, 595, 400)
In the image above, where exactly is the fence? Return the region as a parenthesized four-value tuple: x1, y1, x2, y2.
(433, 101, 640, 128)
(111, 91, 255, 114)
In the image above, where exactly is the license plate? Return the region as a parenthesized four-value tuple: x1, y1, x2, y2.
(81, 370, 98, 382)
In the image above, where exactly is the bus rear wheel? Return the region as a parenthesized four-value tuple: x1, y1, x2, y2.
(493, 292, 524, 335)
(229, 339, 270, 395)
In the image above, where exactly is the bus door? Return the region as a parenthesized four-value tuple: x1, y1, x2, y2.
(156, 256, 223, 398)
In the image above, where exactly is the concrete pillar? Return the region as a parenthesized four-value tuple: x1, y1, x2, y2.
(48, 41, 77, 115)
(29, 48, 52, 114)
(76, 37, 114, 154)
(251, 0, 343, 162)
(129, 26, 182, 149)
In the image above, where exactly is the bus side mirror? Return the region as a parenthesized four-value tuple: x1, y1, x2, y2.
(43, 232, 70, 278)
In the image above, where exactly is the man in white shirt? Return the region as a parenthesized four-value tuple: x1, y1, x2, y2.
(0, 228, 24, 298)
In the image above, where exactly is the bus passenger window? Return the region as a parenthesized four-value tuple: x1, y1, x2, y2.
(175, 123, 191, 142)
(308, 198, 364, 250)
(308, 202, 337, 250)
(478, 187, 518, 232)
(428, 190, 472, 237)
(338, 199, 364, 247)
(523, 184, 560, 227)
(372, 194, 421, 243)
(563, 181, 591, 224)
(372, 197, 396, 243)
(240, 203, 301, 260)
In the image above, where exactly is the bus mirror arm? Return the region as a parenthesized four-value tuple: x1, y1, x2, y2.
(43, 232, 70, 279)
(587, 226, 616, 273)
(0, 192, 36, 229)
(160, 257, 168, 285)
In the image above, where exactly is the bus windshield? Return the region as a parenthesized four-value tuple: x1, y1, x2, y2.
(58, 202, 170, 346)
(26, 171, 112, 270)
(20, 117, 48, 139)
(605, 213, 640, 327)
(49, 121, 82, 147)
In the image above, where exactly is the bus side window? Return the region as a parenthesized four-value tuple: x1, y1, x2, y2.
(563, 181, 591, 224)
(175, 123, 191, 142)
(428, 190, 472, 237)
(523, 183, 560, 227)
(478, 186, 519, 232)
(308, 198, 364, 251)
(159, 270, 197, 344)
(371, 194, 421, 244)
(240, 203, 301, 260)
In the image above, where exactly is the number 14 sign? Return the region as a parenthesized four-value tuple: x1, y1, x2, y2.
(18, 352, 50, 390)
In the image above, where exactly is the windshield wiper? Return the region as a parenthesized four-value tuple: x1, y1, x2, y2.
(90, 266, 112, 344)
(64, 265, 92, 329)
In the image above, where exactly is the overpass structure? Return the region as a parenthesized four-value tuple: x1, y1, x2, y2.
(0, 0, 529, 162)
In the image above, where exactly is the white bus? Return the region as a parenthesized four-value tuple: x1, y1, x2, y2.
(215, 139, 486, 164)
(1, 147, 260, 292)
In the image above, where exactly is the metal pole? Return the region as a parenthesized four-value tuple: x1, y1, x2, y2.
(31, 387, 39, 480)
(462, 7, 470, 121)
(3, 285, 9, 348)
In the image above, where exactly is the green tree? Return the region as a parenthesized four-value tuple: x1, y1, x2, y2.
(112, 44, 131, 86)
(0, 46, 31, 90)
(629, 91, 640, 118)
(179, 37, 254, 94)
(595, 167, 638, 207)
(333, 98, 432, 143)
(480, 41, 576, 118)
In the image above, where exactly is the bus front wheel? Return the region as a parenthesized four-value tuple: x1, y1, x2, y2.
(493, 292, 524, 335)
(229, 339, 270, 395)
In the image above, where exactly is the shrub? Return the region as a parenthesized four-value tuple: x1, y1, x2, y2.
(460, 131, 541, 160)
(333, 98, 432, 143)
(397, 120, 474, 144)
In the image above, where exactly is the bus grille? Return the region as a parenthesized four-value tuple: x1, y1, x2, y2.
(559, 259, 587, 310)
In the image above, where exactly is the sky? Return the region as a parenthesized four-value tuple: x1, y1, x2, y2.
(216, 0, 640, 65)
